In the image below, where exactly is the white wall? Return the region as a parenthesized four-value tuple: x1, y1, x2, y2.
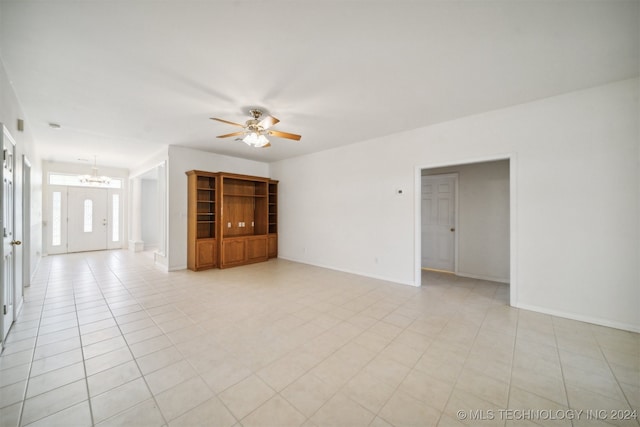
(141, 178, 158, 248)
(167, 145, 270, 270)
(129, 147, 168, 178)
(423, 160, 510, 283)
(1, 64, 43, 276)
(271, 78, 639, 332)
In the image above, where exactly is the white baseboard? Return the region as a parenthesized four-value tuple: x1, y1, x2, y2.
(515, 302, 640, 333)
(456, 271, 509, 284)
(278, 256, 416, 287)
(128, 240, 144, 252)
(168, 264, 187, 272)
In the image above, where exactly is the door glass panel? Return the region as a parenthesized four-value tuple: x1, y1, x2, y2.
(52, 191, 62, 246)
(112, 194, 119, 242)
(84, 199, 93, 232)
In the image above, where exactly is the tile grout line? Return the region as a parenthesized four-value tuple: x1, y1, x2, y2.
(291, 313, 405, 423)
(550, 317, 575, 427)
(223, 284, 413, 425)
(504, 305, 521, 427)
(15, 265, 51, 427)
(430, 279, 507, 427)
(210, 284, 387, 424)
(590, 329, 640, 427)
(365, 292, 442, 425)
(83, 254, 170, 426)
(69, 263, 99, 427)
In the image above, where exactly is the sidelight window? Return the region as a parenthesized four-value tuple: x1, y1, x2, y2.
(84, 199, 93, 232)
(112, 194, 119, 242)
(52, 192, 62, 246)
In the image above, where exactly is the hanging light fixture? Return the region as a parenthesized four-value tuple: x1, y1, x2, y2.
(242, 131, 269, 148)
(79, 156, 111, 185)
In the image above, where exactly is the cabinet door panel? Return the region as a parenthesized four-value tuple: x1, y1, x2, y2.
(196, 240, 216, 269)
(222, 239, 246, 266)
(268, 235, 277, 258)
(247, 237, 268, 262)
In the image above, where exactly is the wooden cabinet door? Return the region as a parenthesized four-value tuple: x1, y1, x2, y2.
(268, 235, 277, 258)
(196, 239, 216, 269)
(222, 239, 245, 267)
(247, 236, 268, 262)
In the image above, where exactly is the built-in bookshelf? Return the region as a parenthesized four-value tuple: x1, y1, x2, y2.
(187, 171, 217, 270)
(186, 171, 277, 270)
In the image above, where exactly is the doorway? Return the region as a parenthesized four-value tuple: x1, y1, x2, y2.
(129, 162, 167, 266)
(415, 157, 515, 303)
(47, 184, 123, 255)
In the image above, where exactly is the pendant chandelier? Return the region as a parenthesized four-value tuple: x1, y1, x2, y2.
(78, 156, 111, 185)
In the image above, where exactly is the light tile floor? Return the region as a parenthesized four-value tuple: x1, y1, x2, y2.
(0, 250, 638, 427)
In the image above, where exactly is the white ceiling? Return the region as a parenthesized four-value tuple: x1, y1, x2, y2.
(1, 1, 638, 169)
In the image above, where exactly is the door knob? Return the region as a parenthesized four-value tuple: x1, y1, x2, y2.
(450, 228, 455, 232)
(11, 240, 21, 245)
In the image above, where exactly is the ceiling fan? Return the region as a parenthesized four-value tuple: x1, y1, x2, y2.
(211, 109, 301, 148)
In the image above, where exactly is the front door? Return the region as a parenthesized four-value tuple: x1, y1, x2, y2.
(2, 127, 16, 344)
(67, 187, 108, 252)
(422, 174, 456, 272)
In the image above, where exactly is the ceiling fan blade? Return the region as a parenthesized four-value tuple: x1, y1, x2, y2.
(258, 115, 280, 130)
(210, 117, 245, 127)
(267, 130, 301, 141)
(261, 142, 272, 148)
(217, 131, 245, 138)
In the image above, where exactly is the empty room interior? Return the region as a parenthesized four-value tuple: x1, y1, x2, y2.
(0, 1, 638, 426)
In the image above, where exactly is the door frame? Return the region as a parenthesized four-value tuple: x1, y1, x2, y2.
(414, 154, 517, 307)
(46, 185, 122, 254)
(1, 124, 18, 349)
(22, 156, 31, 288)
(420, 173, 459, 273)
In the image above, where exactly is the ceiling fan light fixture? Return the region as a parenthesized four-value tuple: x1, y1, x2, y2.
(212, 109, 300, 147)
(243, 132, 269, 148)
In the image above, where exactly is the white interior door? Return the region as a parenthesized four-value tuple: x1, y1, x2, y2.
(422, 174, 456, 271)
(2, 128, 16, 343)
(68, 187, 108, 252)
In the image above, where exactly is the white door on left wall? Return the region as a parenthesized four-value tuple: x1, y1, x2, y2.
(2, 126, 17, 345)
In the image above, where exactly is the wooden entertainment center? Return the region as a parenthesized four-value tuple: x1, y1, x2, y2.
(186, 170, 278, 271)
